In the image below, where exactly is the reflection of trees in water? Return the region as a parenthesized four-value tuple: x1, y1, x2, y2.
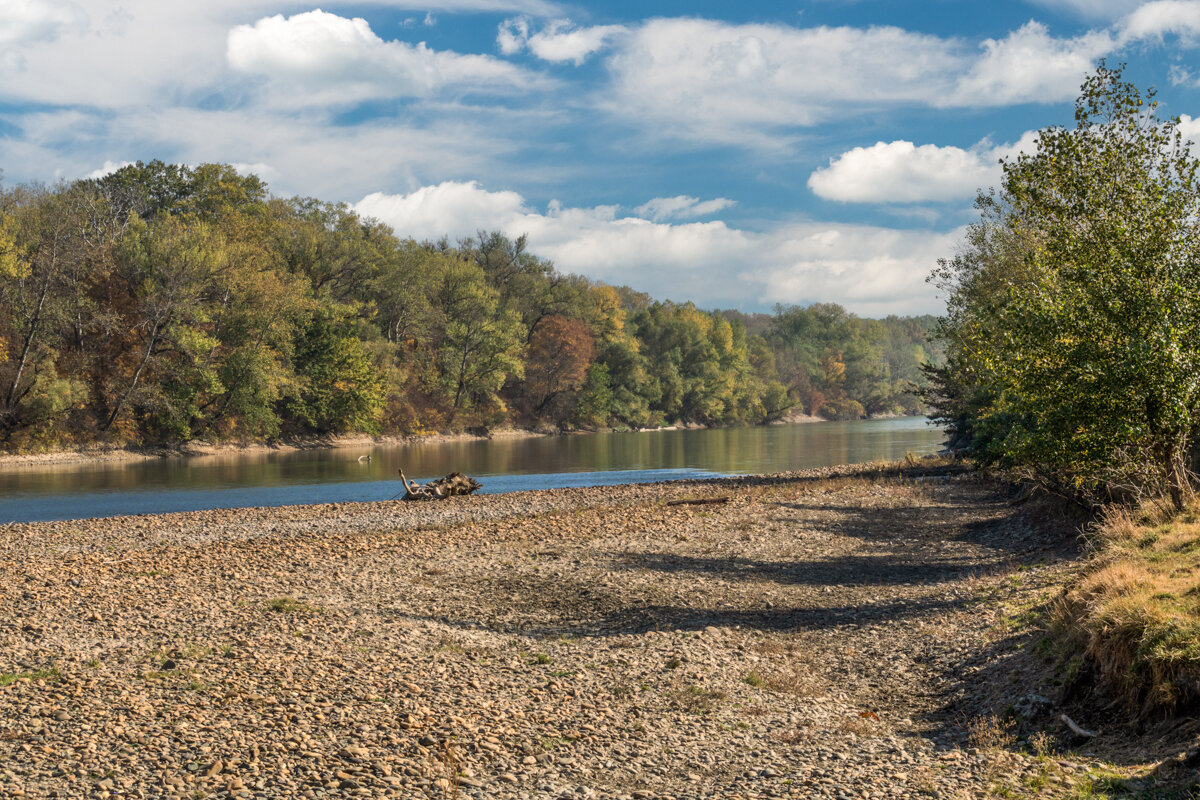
(0, 418, 943, 498)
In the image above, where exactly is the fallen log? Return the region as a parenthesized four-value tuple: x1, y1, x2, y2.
(665, 496, 731, 507)
(397, 470, 482, 501)
(1059, 713, 1097, 739)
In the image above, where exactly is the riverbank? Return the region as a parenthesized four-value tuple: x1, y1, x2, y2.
(3, 461, 1195, 798)
(0, 429, 547, 468)
(0, 417, 834, 469)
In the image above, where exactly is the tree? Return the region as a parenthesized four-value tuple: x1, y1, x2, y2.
(0, 185, 93, 438)
(102, 214, 225, 437)
(289, 308, 386, 434)
(522, 315, 595, 421)
(430, 259, 525, 422)
(932, 64, 1200, 508)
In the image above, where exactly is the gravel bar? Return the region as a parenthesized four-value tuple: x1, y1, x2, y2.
(0, 464, 1093, 799)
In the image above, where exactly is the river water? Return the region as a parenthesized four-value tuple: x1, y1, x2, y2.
(0, 416, 944, 523)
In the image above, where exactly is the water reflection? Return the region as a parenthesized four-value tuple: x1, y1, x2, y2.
(0, 417, 944, 522)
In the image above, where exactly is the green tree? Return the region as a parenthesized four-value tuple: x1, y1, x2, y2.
(933, 64, 1200, 508)
(102, 214, 225, 438)
(290, 308, 386, 434)
(431, 260, 525, 422)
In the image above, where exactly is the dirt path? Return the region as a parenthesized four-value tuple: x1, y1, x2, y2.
(0, 466, 1150, 799)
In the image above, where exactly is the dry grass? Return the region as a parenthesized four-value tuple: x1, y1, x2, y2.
(749, 636, 820, 697)
(1054, 502, 1200, 714)
(667, 685, 727, 714)
(966, 714, 1017, 749)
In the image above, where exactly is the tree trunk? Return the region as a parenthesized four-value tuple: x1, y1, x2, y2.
(1167, 440, 1193, 511)
(4, 280, 50, 410)
(397, 469, 481, 501)
(102, 319, 162, 433)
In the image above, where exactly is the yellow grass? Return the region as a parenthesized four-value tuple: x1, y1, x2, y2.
(1057, 503, 1200, 714)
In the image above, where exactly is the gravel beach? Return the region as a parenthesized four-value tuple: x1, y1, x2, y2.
(0, 463, 1123, 799)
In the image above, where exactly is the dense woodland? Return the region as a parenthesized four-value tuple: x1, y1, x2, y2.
(0, 162, 936, 451)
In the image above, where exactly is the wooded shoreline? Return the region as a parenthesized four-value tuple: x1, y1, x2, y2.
(0, 414, 831, 469)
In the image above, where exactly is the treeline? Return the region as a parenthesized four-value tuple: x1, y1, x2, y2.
(927, 65, 1200, 509)
(0, 161, 935, 450)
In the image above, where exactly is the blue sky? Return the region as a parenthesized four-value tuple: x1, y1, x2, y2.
(4, 0, 1200, 315)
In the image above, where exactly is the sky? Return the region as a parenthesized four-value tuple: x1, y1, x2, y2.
(4, 1, 1200, 316)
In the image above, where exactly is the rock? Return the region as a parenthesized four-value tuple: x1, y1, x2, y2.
(1013, 694, 1052, 720)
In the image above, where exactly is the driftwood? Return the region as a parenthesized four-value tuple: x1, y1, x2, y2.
(1059, 713, 1097, 738)
(665, 496, 731, 507)
(397, 469, 481, 501)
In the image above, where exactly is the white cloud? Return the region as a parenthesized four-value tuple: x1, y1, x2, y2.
(808, 131, 1040, 203)
(633, 196, 736, 221)
(498, 18, 627, 64)
(85, 160, 135, 179)
(0, 104, 526, 202)
(0, 0, 87, 73)
(0, 0, 86, 47)
(1119, 0, 1200, 42)
(355, 181, 956, 314)
(809, 141, 998, 203)
(358, 181, 527, 238)
(1178, 114, 1200, 142)
(228, 10, 539, 105)
(948, 22, 1113, 106)
(603, 18, 1109, 147)
(606, 19, 961, 146)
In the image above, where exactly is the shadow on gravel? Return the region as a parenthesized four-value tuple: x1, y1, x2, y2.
(526, 595, 967, 637)
(614, 551, 996, 587)
(402, 560, 969, 637)
(774, 493, 1064, 558)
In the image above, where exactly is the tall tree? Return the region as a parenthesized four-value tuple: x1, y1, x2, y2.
(933, 64, 1200, 508)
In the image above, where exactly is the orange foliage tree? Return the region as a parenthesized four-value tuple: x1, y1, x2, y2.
(522, 315, 596, 421)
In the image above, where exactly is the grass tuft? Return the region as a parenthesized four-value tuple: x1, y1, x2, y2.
(263, 596, 322, 614)
(1054, 502, 1200, 714)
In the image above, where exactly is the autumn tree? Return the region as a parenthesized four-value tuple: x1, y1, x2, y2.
(521, 314, 595, 422)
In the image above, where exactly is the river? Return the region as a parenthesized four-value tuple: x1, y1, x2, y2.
(0, 416, 944, 522)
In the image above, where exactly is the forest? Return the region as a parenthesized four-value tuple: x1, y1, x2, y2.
(0, 162, 936, 451)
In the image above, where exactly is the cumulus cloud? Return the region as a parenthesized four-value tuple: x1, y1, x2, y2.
(85, 159, 135, 179)
(809, 141, 998, 203)
(948, 22, 1114, 106)
(355, 181, 955, 314)
(603, 18, 1111, 147)
(1119, 0, 1200, 42)
(633, 196, 736, 221)
(228, 10, 541, 105)
(606, 19, 961, 145)
(1178, 114, 1200, 142)
(498, 18, 627, 64)
(807, 132, 1040, 203)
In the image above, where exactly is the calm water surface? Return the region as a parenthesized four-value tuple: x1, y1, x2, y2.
(0, 417, 944, 522)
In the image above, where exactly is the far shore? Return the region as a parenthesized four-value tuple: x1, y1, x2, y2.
(0, 412, 832, 470)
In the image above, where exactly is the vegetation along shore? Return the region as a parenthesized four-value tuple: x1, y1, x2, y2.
(0, 165, 933, 455)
